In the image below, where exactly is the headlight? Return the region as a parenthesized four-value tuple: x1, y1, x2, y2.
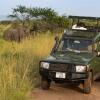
(41, 62, 49, 69)
(76, 65, 86, 72)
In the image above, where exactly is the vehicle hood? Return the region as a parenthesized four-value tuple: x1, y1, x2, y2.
(42, 52, 94, 65)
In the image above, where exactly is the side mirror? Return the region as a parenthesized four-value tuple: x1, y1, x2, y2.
(95, 50, 100, 57)
(55, 36, 59, 43)
(51, 36, 59, 55)
(97, 51, 100, 57)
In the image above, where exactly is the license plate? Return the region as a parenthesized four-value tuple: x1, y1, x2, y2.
(56, 72, 66, 79)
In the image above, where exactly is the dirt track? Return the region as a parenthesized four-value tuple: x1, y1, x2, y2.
(31, 82, 100, 100)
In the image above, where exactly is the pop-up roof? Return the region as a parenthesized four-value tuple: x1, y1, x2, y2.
(68, 15, 100, 32)
(63, 29, 100, 42)
(69, 15, 100, 20)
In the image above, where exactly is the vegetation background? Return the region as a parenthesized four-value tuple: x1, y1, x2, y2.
(0, 5, 99, 100)
(0, 5, 64, 100)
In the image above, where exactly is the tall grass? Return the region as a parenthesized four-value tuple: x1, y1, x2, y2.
(0, 34, 54, 100)
(0, 24, 11, 38)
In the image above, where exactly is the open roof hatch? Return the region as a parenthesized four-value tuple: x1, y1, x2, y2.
(68, 15, 100, 32)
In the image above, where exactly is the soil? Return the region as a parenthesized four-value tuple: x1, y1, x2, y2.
(30, 82, 100, 100)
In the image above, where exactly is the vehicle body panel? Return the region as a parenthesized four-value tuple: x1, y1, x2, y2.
(39, 22, 100, 82)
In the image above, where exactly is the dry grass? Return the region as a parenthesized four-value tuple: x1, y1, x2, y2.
(0, 34, 54, 100)
(0, 24, 11, 37)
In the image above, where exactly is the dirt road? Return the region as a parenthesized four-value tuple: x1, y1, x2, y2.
(31, 82, 100, 100)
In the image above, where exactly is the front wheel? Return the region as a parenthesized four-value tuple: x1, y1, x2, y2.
(41, 77, 51, 90)
(83, 72, 93, 94)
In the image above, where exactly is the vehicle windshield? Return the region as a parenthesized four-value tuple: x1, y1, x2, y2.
(57, 38, 93, 53)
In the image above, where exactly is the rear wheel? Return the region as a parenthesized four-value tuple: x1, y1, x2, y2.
(83, 72, 92, 94)
(41, 77, 51, 90)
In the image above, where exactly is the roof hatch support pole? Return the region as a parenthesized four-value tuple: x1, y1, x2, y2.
(70, 18, 75, 29)
(95, 18, 99, 32)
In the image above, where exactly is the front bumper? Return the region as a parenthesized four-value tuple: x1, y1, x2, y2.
(39, 68, 88, 82)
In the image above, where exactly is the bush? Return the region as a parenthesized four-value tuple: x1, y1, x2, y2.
(3, 26, 30, 42)
(30, 20, 64, 33)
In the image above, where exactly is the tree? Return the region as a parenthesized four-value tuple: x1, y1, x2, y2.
(8, 5, 69, 32)
(8, 5, 29, 26)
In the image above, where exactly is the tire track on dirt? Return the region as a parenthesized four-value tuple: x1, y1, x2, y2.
(31, 82, 100, 100)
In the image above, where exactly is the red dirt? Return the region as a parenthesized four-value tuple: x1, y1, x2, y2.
(31, 82, 100, 100)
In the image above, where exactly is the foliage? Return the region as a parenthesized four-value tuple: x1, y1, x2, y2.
(3, 25, 30, 42)
(9, 5, 57, 21)
(8, 5, 69, 33)
(9, 6, 28, 23)
(0, 24, 11, 38)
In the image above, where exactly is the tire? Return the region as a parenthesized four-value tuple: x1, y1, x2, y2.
(83, 72, 92, 94)
(41, 77, 51, 90)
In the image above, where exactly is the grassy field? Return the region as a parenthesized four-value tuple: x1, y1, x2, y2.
(0, 24, 100, 100)
(0, 24, 11, 38)
(0, 26, 54, 100)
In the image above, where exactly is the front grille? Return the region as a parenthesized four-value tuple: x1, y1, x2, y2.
(49, 63, 75, 72)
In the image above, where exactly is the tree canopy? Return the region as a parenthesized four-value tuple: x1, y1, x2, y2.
(9, 5, 69, 32)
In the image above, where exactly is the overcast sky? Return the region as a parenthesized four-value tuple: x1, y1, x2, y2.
(0, 0, 100, 17)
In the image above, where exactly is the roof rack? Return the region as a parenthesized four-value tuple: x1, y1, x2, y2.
(69, 15, 100, 20)
(68, 15, 100, 31)
(62, 29, 98, 40)
(71, 29, 97, 32)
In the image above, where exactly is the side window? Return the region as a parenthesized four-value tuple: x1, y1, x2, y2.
(92, 42, 97, 51)
(94, 42, 100, 51)
(94, 43, 98, 50)
(87, 44, 92, 52)
(97, 41, 100, 51)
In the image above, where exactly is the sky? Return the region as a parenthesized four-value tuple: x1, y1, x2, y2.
(0, 0, 100, 17)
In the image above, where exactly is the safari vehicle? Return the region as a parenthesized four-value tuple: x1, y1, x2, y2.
(39, 16, 100, 94)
